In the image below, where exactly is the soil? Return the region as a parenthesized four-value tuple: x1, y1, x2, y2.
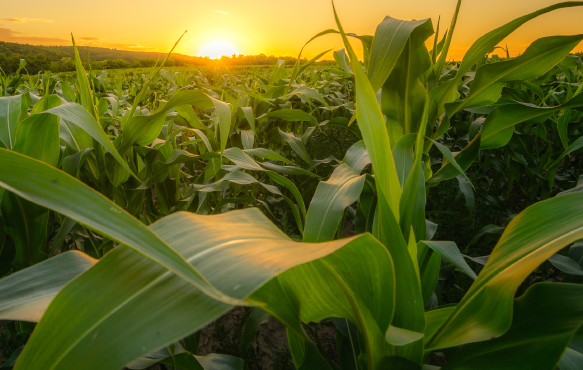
(141, 307, 338, 370)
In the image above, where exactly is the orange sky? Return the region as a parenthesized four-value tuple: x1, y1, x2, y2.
(1, 0, 583, 61)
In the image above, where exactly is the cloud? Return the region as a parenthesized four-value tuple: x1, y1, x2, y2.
(0, 27, 68, 45)
(210, 9, 230, 16)
(0, 27, 158, 51)
(0, 18, 53, 23)
(80, 37, 102, 41)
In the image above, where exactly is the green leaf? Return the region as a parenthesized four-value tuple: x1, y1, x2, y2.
(426, 192, 583, 350)
(278, 128, 314, 167)
(0, 251, 96, 322)
(380, 19, 432, 146)
(548, 254, 583, 276)
(258, 162, 318, 177)
(333, 4, 424, 365)
(547, 136, 583, 169)
(121, 90, 230, 154)
(251, 232, 395, 369)
(266, 109, 316, 124)
(342, 140, 371, 174)
(1, 192, 48, 271)
(0, 148, 244, 306)
(265, 171, 306, 219)
(367, 17, 433, 92)
(222, 147, 265, 172)
(392, 133, 417, 188)
(430, 140, 473, 187)
(13, 95, 61, 167)
(0, 95, 23, 149)
(559, 346, 583, 370)
(429, 1, 583, 120)
(481, 93, 583, 149)
(303, 164, 365, 242)
(71, 34, 98, 121)
(42, 103, 134, 177)
(441, 283, 583, 370)
(240, 308, 270, 357)
(12, 208, 379, 370)
(198, 171, 281, 195)
(420, 241, 477, 280)
(446, 35, 583, 115)
(244, 148, 291, 164)
(385, 326, 424, 347)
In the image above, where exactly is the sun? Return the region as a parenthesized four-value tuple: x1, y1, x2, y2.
(199, 41, 238, 59)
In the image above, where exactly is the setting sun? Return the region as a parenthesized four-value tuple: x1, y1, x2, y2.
(199, 40, 238, 59)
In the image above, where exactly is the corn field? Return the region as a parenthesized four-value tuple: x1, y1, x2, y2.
(2, 1, 583, 369)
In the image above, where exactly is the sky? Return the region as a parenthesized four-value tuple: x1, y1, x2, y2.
(1, 0, 583, 60)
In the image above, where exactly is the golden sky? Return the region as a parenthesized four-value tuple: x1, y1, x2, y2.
(1, 0, 583, 60)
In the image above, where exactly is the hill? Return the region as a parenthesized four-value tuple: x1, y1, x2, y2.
(0, 41, 311, 74)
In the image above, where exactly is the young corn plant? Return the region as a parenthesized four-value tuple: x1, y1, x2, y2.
(2, 1, 583, 370)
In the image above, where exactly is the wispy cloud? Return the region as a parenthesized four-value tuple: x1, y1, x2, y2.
(0, 27, 67, 44)
(0, 18, 53, 23)
(210, 9, 230, 16)
(0, 28, 158, 51)
(76, 38, 159, 51)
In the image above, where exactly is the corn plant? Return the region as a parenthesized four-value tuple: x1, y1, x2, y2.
(2, 1, 583, 370)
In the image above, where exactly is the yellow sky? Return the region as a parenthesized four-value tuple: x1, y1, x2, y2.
(1, 0, 583, 61)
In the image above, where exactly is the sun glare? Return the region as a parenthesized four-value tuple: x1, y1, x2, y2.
(199, 41, 238, 59)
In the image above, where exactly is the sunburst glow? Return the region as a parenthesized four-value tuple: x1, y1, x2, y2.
(199, 41, 238, 59)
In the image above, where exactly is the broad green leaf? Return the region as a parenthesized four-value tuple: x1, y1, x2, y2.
(288, 86, 330, 108)
(303, 164, 365, 242)
(368, 17, 433, 92)
(426, 192, 583, 350)
(481, 93, 583, 149)
(342, 140, 371, 174)
(446, 35, 583, 115)
(265, 171, 306, 219)
(0, 148, 243, 305)
(429, 1, 583, 120)
(1, 192, 48, 271)
(13, 209, 378, 370)
(239, 106, 255, 133)
(278, 128, 314, 166)
(392, 133, 417, 187)
(385, 326, 424, 347)
(240, 308, 270, 357)
(244, 148, 291, 164)
(333, 5, 402, 221)
(559, 346, 583, 370)
(333, 4, 424, 365)
(42, 103, 133, 176)
(127, 342, 245, 370)
(548, 254, 583, 276)
(120, 90, 230, 154)
(0, 95, 22, 149)
(420, 241, 476, 280)
(252, 232, 395, 369)
(0, 251, 96, 322)
(380, 19, 432, 146)
(430, 139, 473, 187)
(222, 147, 265, 171)
(266, 109, 316, 124)
(13, 95, 61, 167)
(198, 171, 280, 195)
(428, 133, 481, 184)
(441, 283, 583, 370)
(257, 161, 318, 177)
(547, 136, 583, 169)
(71, 34, 98, 120)
(432, 0, 461, 79)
